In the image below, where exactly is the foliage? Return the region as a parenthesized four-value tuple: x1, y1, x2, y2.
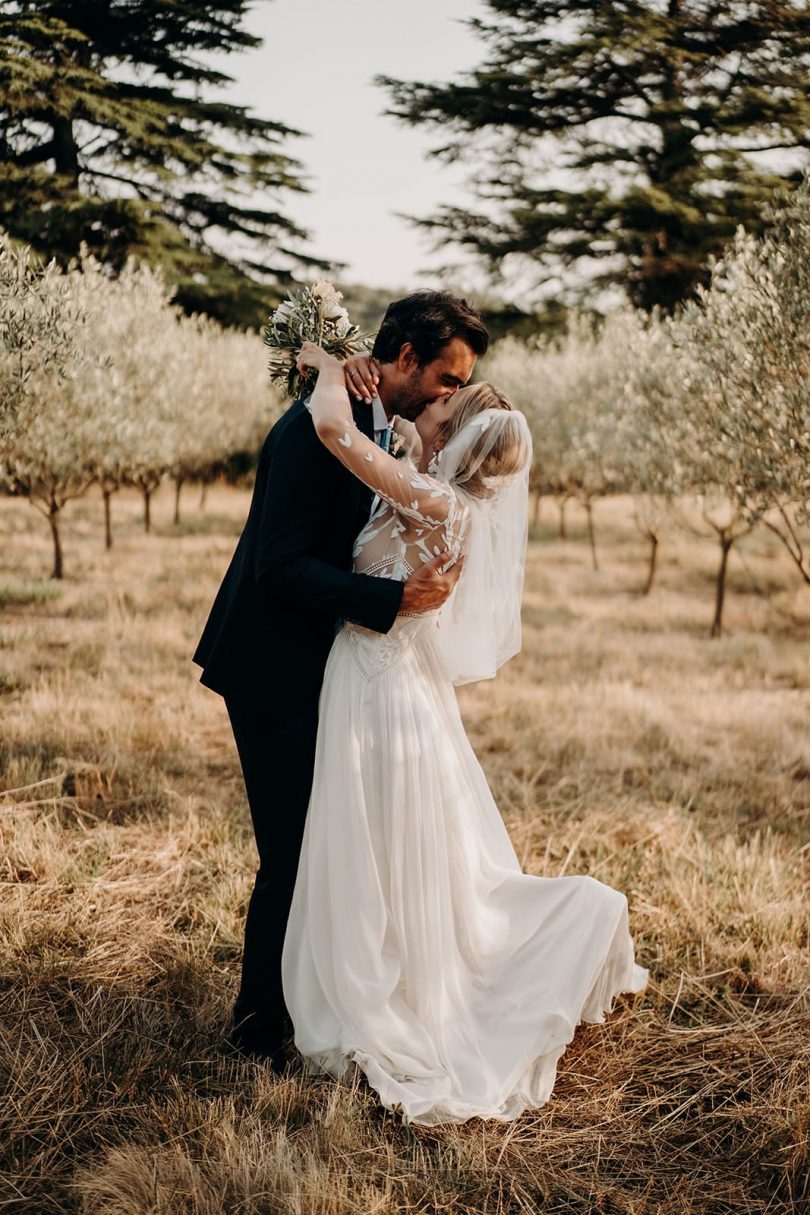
(0, 236, 92, 576)
(0, 236, 281, 576)
(264, 279, 369, 400)
(483, 175, 810, 629)
(671, 182, 810, 579)
(485, 310, 643, 566)
(381, 0, 810, 312)
(0, 1, 317, 328)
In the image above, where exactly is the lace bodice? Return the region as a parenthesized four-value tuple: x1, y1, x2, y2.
(336, 450, 468, 680)
(352, 461, 468, 586)
(302, 361, 469, 681)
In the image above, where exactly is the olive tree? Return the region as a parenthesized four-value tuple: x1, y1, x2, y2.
(485, 313, 638, 568)
(676, 187, 809, 586)
(0, 237, 95, 577)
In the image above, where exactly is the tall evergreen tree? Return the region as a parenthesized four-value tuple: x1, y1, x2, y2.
(381, 0, 810, 311)
(0, 1, 318, 326)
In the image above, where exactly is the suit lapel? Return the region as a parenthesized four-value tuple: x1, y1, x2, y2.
(353, 397, 376, 442)
(347, 399, 375, 516)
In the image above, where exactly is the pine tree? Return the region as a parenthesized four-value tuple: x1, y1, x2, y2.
(381, 0, 810, 311)
(0, 1, 317, 326)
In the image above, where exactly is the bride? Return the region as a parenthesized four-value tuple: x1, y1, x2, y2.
(281, 342, 647, 1126)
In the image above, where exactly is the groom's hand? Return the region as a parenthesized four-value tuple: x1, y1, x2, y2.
(400, 552, 463, 615)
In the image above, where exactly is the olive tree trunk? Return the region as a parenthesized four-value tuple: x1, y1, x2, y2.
(584, 498, 599, 571)
(557, 495, 569, 539)
(102, 485, 114, 550)
(710, 531, 734, 638)
(173, 475, 184, 526)
(641, 530, 659, 596)
(48, 497, 63, 580)
(142, 486, 153, 534)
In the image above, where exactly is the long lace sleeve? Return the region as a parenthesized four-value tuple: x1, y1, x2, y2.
(308, 366, 467, 555)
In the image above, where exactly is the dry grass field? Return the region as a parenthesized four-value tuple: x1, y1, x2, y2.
(1, 483, 808, 1215)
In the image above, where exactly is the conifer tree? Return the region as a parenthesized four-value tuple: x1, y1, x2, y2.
(0, 1, 316, 326)
(381, 0, 810, 311)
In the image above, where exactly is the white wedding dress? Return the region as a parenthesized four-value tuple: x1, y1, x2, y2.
(282, 423, 647, 1126)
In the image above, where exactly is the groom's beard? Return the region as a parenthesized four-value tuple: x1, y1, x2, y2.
(398, 400, 428, 422)
(386, 371, 433, 422)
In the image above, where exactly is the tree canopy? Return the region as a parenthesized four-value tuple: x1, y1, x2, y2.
(0, 0, 318, 326)
(381, 0, 810, 311)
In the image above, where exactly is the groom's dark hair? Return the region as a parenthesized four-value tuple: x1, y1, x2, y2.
(372, 291, 489, 366)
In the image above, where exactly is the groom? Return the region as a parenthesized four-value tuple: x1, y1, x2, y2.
(194, 290, 489, 1065)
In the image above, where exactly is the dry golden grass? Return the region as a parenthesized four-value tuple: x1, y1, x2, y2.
(1, 484, 808, 1215)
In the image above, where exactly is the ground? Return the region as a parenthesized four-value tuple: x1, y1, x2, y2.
(1, 484, 808, 1215)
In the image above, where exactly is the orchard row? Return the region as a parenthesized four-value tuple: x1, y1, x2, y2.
(1, 176, 807, 634)
(0, 242, 281, 577)
(485, 178, 809, 635)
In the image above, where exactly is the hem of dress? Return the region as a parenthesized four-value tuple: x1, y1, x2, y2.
(295, 956, 649, 1127)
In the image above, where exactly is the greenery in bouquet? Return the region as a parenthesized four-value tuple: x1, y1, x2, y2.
(263, 279, 370, 399)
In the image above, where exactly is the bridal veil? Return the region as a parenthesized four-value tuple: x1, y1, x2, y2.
(434, 407, 532, 685)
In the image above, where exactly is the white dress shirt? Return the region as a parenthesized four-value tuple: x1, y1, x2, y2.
(370, 397, 392, 516)
(371, 396, 389, 444)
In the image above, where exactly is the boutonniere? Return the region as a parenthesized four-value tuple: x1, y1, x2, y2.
(389, 430, 408, 460)
(388, 416, 416, 461)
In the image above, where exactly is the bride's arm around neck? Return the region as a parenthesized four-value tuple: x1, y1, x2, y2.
(297, 343, 457, 531)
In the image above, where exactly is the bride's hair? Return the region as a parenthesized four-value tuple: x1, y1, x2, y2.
(435, 387, 532, 684)
(437, 383, 527, 500)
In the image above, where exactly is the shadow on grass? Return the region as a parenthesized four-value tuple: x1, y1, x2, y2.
(1, 944, 805, 1215)
(0, 744, 178, 827)
(154, 514, 245, 539)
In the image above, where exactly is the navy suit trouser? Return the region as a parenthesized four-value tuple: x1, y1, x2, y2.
(225, 691, 320, 1051)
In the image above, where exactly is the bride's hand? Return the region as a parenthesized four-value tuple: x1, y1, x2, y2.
(296, 342, 339, 375)
(344, 353, 381, 402)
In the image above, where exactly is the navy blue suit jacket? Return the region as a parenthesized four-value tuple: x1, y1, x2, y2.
(193, 395, 403, 709)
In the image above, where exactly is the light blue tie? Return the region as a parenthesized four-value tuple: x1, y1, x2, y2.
(370, 426, 391, 516)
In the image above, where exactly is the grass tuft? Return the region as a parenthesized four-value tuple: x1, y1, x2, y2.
(0, 578, 62, 608)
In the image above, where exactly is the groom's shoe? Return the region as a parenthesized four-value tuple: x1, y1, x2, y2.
(223, 1036, 290, 1074)
(223, 1012, 296, 1073)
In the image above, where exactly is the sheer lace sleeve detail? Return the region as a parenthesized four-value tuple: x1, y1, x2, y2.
(317, 413, 449, 518)
(313, 420, 466, 555)
(307, 364, 468, 560)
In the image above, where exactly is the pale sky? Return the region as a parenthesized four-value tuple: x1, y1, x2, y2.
(202, 0, 489, 290)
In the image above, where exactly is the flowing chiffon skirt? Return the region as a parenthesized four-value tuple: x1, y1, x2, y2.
(282, 617, 648, 1125)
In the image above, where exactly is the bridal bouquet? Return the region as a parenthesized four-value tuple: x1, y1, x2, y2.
(263, 279, 370, 399)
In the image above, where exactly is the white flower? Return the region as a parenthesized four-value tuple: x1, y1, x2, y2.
(312, 278, 342, 303)
(264, 277, 365, 400)
(322, 300, 348, 322)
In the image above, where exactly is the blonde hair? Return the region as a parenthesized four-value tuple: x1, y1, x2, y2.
(437, 382, 524, 500)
